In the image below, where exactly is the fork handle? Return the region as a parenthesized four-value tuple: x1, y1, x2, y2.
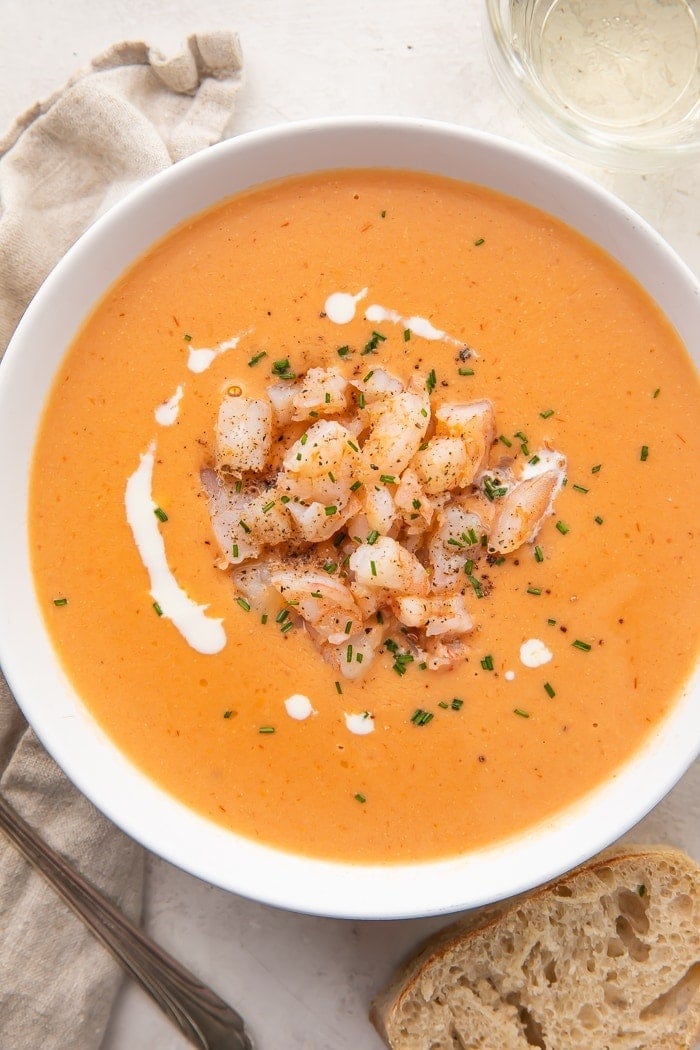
(0, 792, 253, 1050)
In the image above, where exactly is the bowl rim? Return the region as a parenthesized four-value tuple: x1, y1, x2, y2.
(0, 115, 698, 919)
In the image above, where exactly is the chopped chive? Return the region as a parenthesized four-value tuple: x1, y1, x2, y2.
(465, 528, 478, 545)
(366, 530, 379, 545)
(223, 710, 233, 719)
(591, 464, 602, 473)
(481, 654, 494, 671)
(464, 558, 474, 574)
(534, 545, 544, 562)
(451, 697, 464, 710)
(547, 617, 557, 625)
(232, 543, 239, 558)
(323, 561, 338, 574)
(183, 333, 193, 342)
(527, 586, 542, 596)
(335, 681, 342, 694)
(410, 708, 434, 726)
(262, 500, 276, 513)
(248, 350, 267, 367)
(544, 682, 556, 698)
(346, 644, 353, 663)
(53, 597, 68, 607)
(271, 358, 296, 380)
(280, 495, 291, 504)
(572, 484, 589, 494)
(344, 620, 353, 634)
(239, 519, 251, 534)
(236, 597, 251, 612)
(337, 345, 350, 358)
(280, 620, 294, 634)
(540, 408, 554, 419)
(324, 392, 332, 404)
(354, 792, 367, 803)
(403, 329, 411, 341)
(235, 479, 243, 493)
(153, 601, 163, 617)
(499, 435, 513, 447)
(363, 369, 375, 382)
(259, 726, 276, 734)
(514, 707, 530, 718)
(514, 431, 528, 442)
(572, 639, 592, 651)
(520, 443, 530, 456)
(356, 652, 363, 663)
(380, 474, 396, 484)
(474, 237, 485, 246)
(638, 883, 647, 896)
(261, 613, 268, 624)
(333, 531, 347, 549)
(458, 367, 475, 376)
(347, 439, 360, 452)
(468, 575, 483, 599)
(419, 661, 428, 670)
(640, 445, 649, 461)
(375, 610, 384, 624)
(324, 505, 338, 516)
(652, 389, 660, 398)
(448, 537, 465, 549)
(594, 515, 604, 525)
(154, 506, 168, 522)
(418, 441, 429, 451)
(412, 498, 422, 511)
(370, 560, 377, 577)
(556, 520, 570, 535)
(438, 700, 449, 709)
(426, 369, 437, 394)
(276, 609, 289, 624)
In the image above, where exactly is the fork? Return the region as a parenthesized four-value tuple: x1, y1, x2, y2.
(0, 792, 254, 1049)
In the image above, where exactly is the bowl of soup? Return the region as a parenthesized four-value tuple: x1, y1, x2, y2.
(0, 118, 698, 919)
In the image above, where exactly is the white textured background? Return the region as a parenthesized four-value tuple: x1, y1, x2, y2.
(1, 2, 698, 1048)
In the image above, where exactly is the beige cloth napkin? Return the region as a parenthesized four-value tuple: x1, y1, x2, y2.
(0, 31, 243, 1049)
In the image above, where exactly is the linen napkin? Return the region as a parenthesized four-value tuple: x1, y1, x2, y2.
(0, 31, 243, 1049)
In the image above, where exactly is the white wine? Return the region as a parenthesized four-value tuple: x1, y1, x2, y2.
(532, 0, 699, 130)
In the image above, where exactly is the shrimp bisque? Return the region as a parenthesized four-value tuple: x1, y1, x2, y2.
(29, 169, 700, 863)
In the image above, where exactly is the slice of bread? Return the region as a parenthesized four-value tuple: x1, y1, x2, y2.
(370, 845, 700, 1050)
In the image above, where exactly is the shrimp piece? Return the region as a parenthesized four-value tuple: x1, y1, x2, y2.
(434, 400, 495, 484)
(216, 396, 272, 475)
(417, 637, 470, 672)
(319, 621, 386, 680)
(203, 471, 262, 565)
(349, 367, 404, 404)
(394, 467, 434, 531)
(489, 468, 562, 554)
(428, 501, 489, 591)
(285, 496, 360, 543)
(269, 569, 362, 644)
(268, 366, 349, 425)
(349, 536, 429, 595)
(362, 484, 398, 536)
(412, 436, 470, 495)
(280, 419, 363, 504)
(230, 562, 273, 609)
(361, 379, 430, 476)
(393, 593, 473, 638)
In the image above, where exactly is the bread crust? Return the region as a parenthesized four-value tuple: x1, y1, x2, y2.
(370, 845, 700, 1050)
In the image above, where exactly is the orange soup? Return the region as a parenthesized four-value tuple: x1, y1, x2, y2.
(29, 170, 700, 863)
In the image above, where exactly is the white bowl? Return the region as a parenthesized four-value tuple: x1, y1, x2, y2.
(0, 118, 698, 920)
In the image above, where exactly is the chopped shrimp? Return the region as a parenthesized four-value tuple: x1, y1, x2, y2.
(203, 471, 262, 565)
(363, 485, 398, 535)
(269, 569, 362, 644)
(216, 396, 272, 475)
(394, 467, 434, 531)
(393, 593, 474, 638)
(280, 419, 363, 504)
(412, 436, 470, 495)
(489, 468, 563, 553)
(434, 400, 494, 483)
(285, 496, 360, 543)
(349, 536, 429, 594)
(268, 367, 348, 425)
(428, 501, 488, 591)
(319, 621, 386, 680)
(349, 367, 404, 403)
(418, 637, 471, 672)
(360, 381, 430, 476)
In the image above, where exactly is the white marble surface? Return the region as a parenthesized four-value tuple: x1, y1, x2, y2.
(2, 2, 698, 1048)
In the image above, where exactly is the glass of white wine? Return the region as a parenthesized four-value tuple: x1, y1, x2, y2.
(484, 0, 700, 169)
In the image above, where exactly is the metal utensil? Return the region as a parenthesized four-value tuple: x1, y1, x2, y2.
(0, 792, 254, 1049)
